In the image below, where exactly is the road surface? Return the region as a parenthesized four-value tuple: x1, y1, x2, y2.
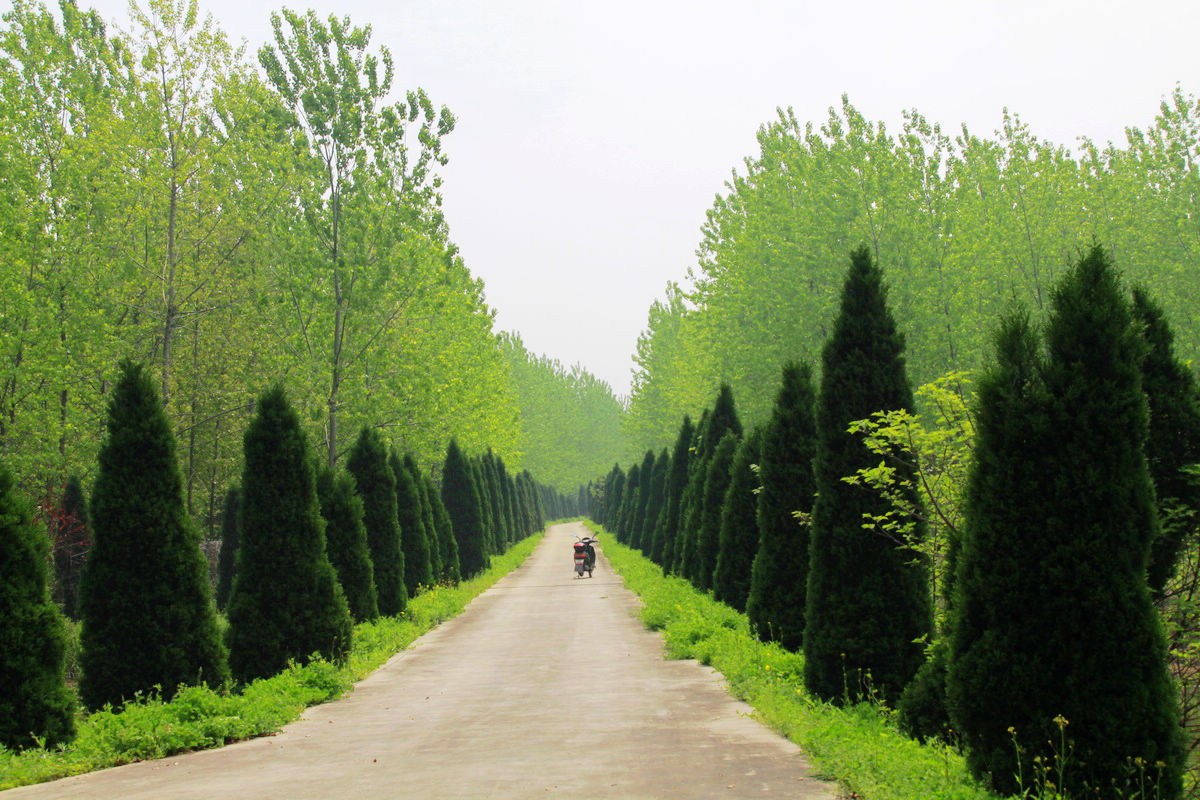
(7, 522, 835, 799)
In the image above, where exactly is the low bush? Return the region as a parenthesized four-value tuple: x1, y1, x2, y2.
(0, 532, 543, 791)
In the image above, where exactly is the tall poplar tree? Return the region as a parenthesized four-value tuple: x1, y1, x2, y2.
(79, 361, 227, 709)
(804, 248, 930, 705)
(0, 464, 75, 749)
(947, 247, 1183, 798)
(747, 362, 817, 650)
(347, 427, 406, 615)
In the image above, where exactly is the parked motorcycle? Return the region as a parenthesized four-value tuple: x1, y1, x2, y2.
(573, 535, 597, 578)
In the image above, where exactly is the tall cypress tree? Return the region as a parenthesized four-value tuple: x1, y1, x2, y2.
(605, 468, 625, 532)
(947, 247, 1182, 798)
(226, 386, 353, 684)
(1132, 287, 1200, 595)
(671, 410, 707, 576)
(747, 362, 818, 651)
(79, 361, 227, 709)
(391, 449, 433, 596)
(680, 389, 742, 582)
(443, 439, 487, 577)
(483, 451, 509, 548)
(52, 474, 88, 620)
(0, 464, 76, 749)
(426, 474, 460, 582)
(347, 427, 406, 616)
(653, 416, 693, 567)
(316, 467, 378, 622)
(629, 450, 656, 551)
(214, 486, 240, 612)
(405, 454, 441, 580)
(804, 248, 930, 705)
(694, 431, 739, 591)
(616, 463, 641, 543)
(471, 459, 496, 556)
(713, 426, 764, 612)
(639, 449, 670, 558)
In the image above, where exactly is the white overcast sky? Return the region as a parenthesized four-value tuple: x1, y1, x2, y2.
(66, 0, 1200, 396)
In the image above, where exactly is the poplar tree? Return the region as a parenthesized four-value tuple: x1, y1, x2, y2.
(226, 386, 352, 684)
(214, 486, 240, 612)
(79, 361, 227, 709)
(1132, 287, 1200, 595)
(694, 431, 739, 591)
(947, 247, 1182, 798)
(316, 467, 378, 622)
(0, 465, 76, 749)
(347, 427, 406, 615)
(652, 416, 693, 567)
(391, 449, 433, 596)
(443, 439, 487, 577)
(804, 248, 930, 705)
(747, 362, 817, 650)
(713, 427, 763, 612)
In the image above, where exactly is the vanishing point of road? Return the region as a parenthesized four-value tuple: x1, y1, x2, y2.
(7, 522, 836, 799)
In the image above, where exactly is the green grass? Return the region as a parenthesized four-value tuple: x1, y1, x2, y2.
(0, 532, 543, 791)
(591, 522, 1000, 800)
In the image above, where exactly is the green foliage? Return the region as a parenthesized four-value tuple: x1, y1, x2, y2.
(51, 474, 88, 621)
(0, 464, 76, 749)
(404, 454, 441, 580)
(804, 249, 930, 706)
(639, 449, 670, 556)
(442, 438, 487, 578)
(594, 524, 997, 800)
(947, 247, 1183, 798)
(747, 362, 817, 651)
(0, 533, 543, 791)
(316, 467, 379, 623)
(677, 388, 742, 580)
(346, 427, 406, 616)
(1133, 287, 1200, 596)
(426, 473, 460, 583)
(391, 449, 433, 597)
(650, 416, 692, 566)
(225, 386, 353, 684)
(713, 426, 763, 613)
(214, 487, 240, 612)
(629, 450, 657, 551)
(694, 431, 739, 592)
(79, 361, 228, 710)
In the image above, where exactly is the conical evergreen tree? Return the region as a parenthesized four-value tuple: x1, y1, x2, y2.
(226, 386, 353, 684)
(653, 416, 693, 567)
(79, 361, 227, 709)
(316, 467, 378, 622)
(405, 454, 441, 580)
(671, 410, 707, 576)
(497, 457, 519, 546)
(747, 362, 817, 650)
(214, 486, 240, 612)
(347, 427, 406, 616)
(713, 426, 764, 612)
(629, 450, 656, 550)
(443, 439, 488, 577)
(947, 247, 1183, 798)
(616, 463, 640, 543)
(1132, 287, 1200, 595)
(0, 464, 76, 749)
(605, 467, 625, 532)
(694, 430, 739, 591)
(804, 248, 930, 705)
(483, 451, 509, 548)
(640, 449, 670, 558)
(680, 390, 742, 582)
(52, 474, 88, 620)
(471, 459, 496, 556)
(426, 474, 460, 582)
(391, 449, 433, 596)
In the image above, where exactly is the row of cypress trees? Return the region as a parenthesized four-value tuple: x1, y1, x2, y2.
(595, 245, 1193, 798)
(3, 362, 574, 749)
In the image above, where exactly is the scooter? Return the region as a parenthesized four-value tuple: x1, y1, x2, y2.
(573, 535, 597, 578)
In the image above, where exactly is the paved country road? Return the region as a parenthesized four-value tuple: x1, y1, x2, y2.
(6, 522, 836, 799)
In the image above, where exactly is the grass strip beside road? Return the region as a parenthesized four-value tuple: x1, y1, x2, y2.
(0, 532, 544, 792)
(592, 523, 1000, 800)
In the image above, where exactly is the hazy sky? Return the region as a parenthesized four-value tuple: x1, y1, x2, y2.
(72, 0, 1199, 396)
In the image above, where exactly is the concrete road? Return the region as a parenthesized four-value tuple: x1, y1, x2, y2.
(7, 522, 835, 799)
